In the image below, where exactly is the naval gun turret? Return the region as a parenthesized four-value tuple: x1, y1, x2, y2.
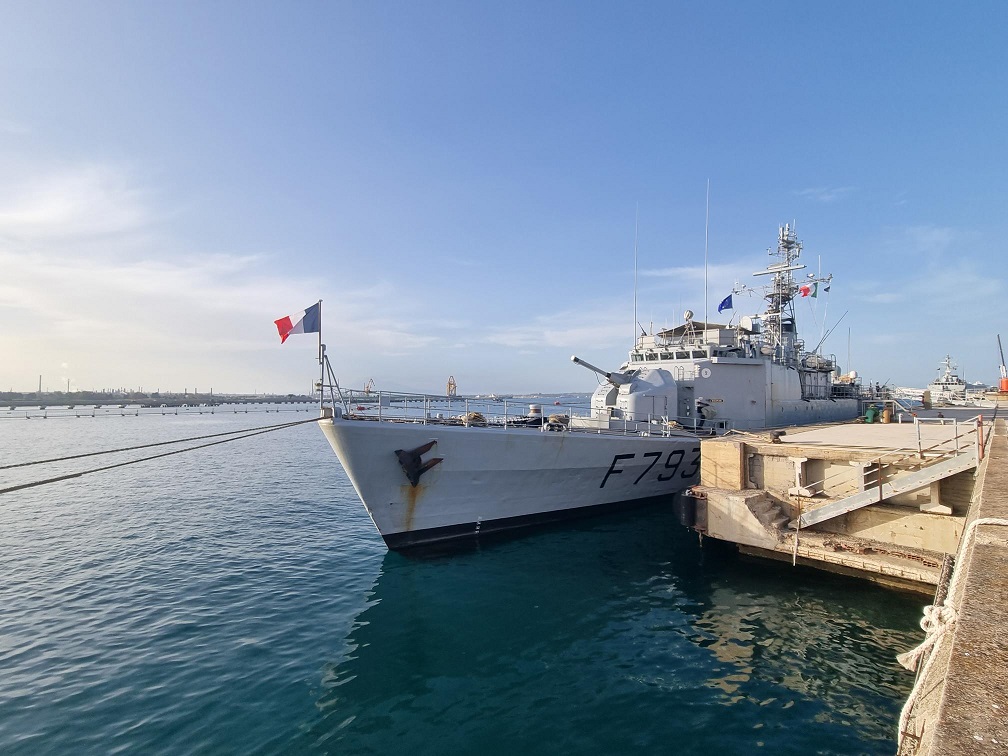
(570, 355, 633, 386)
(571, 355, 681, 429)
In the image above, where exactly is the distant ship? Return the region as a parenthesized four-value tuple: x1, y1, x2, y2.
(894, 355, 986, 407)
(318, 224, 862, 550)
(921, 355, 1002, 408)
(926, 355, 968, 404)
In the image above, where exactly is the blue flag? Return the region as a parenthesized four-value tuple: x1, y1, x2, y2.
(717, 294, 733, 313)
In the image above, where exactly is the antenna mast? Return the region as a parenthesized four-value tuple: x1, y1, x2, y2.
(703, 180, 710, 339)
(633, 203, 639, 347)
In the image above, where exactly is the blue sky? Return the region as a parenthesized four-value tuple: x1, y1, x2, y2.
(1, 1, 1005, 395)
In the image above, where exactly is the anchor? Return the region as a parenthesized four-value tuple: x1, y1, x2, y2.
(394, 440, 443, 487)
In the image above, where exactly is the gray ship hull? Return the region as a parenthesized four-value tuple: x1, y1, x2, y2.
(320, 416, 700, 550)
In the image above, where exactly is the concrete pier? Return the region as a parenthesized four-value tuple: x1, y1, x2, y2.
(897, 418, 1008, 754)
(687, 409, 1007, 752)
(689, 412, 987, 593)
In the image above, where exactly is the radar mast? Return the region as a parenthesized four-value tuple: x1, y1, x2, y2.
(750, 223, 831, 365)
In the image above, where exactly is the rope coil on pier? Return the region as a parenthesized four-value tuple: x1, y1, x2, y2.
(0, 416, 320, 497)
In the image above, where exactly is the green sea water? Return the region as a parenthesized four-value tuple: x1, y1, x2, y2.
(0, 409, 924, 754)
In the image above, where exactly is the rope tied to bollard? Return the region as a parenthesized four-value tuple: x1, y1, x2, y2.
(896, 603, 957, 673)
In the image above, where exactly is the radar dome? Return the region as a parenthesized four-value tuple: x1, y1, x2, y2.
(848, 370, 858, 380)
(684, 309, 694, 321)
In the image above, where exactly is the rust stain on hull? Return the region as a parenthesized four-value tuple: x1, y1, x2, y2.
(401, 483, 423, 532)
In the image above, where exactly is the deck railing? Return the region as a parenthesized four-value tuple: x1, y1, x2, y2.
(332, 388, 730, 437)
(342, 390, 587, 428)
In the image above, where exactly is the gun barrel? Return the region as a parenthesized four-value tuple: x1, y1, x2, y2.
(571, 355, 632, 386)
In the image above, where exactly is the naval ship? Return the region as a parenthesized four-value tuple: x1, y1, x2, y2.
(893, 355, 993, 408)
(926, 356, 969, 404)
(318, 224, 862, 550)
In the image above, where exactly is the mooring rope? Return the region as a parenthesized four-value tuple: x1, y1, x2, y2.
(0, 418, 319, 471)
(0, 416, 320, 497)
(896, 516, 1008, 750)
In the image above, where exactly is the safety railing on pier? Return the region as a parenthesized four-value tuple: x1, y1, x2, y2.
(792, 412, 995, 529)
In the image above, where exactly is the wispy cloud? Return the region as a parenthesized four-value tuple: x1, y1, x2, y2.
(903, 225, 957, 256)
(861, 292, 905, 304)
(641, 263, 705, 280)
(640, 261, 745, 282)
(796, 186, 856, 203)
(0, 118, 30, 136)
(852, 225, 1003, 309)
(483, 304, 630, 351)
(0, 163, 470, 390)
(912, 260, 1002, 305)
(0, 163, 151, 241)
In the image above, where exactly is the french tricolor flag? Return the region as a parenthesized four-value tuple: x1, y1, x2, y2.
(274, 301, 321, 344)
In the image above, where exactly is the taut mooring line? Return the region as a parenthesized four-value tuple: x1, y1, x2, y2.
(0, 418, 318, 471)
(0, 416, 321, 496)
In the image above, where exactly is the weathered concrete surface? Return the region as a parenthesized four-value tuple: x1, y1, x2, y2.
(692, 418, 985, 592)
(777, 417, 980, 456)
(699, 438, 747, 489)
(901, 418, 1008, 754)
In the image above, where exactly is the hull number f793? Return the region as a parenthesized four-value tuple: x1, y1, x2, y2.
(599, 447, 701, 488)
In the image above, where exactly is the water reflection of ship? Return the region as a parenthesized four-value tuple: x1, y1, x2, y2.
(303, 517, 919, 751)
(309, 521, 698, 751)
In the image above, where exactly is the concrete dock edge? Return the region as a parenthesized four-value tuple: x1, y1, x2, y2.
(898, 417, 1008, 754)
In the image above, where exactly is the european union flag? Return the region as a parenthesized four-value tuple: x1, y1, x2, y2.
(717, 294, 733, 313)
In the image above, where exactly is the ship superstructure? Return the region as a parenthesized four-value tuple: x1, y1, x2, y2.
(571, 223, 857, 433)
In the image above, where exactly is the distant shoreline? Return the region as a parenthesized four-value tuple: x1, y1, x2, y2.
(1, 389, 592, 409)
(1, 391, 315, 408)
